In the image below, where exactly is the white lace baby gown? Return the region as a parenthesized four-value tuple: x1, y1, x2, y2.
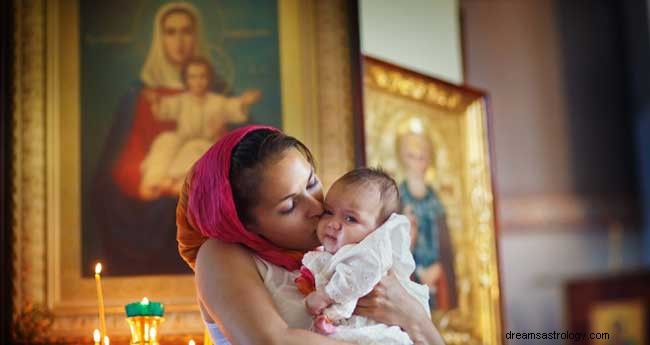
(302, 213, 431, 345)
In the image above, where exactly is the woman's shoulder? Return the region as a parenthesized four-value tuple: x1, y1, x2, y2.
(197, 238, 256, 269)
(195, 240, 270, 290)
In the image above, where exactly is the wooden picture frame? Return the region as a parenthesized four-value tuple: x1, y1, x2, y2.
(567, 271, 650, 345)
(358, 56, 503, 345)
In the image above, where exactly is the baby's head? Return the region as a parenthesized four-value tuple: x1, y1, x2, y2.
(181, 56, 215, 96)
(317, 168, 399, 253)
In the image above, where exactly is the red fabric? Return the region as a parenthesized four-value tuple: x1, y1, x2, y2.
(187, 125, 306, 271)
(295, 266, 316, 296)
(112, 88, 181, 198)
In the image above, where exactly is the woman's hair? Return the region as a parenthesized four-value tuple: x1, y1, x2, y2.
(229, 129, 314, 225)
(180, 56, 215, 87)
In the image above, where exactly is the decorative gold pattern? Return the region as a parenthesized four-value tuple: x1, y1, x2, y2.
(13, 0, 47, 324)
(363, 59, 502, 345)
(365, 64, 469, 112)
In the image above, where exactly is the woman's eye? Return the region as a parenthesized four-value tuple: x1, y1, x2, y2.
(280, 201, 296, 215)
(307, 177, 319, 189)
(322, 209, 333, 216)
(344, 215, 357, 223)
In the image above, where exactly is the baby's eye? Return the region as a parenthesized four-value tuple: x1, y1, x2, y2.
(322, 209, 333, 217)
(344, 215, 357, 223)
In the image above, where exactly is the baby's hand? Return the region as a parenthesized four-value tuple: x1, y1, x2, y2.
(305, 291, 334, 316)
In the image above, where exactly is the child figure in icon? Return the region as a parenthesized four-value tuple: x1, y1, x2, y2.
(140, 56, 261, 199)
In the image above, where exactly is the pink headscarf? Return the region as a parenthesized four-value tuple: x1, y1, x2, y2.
(186, 125, 305, 271)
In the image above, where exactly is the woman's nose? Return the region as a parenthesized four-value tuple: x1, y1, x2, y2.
(305, 193, 324, 218)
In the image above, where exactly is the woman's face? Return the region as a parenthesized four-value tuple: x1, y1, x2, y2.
(161, 11, 196, 67)
(247, 148, 324, 251)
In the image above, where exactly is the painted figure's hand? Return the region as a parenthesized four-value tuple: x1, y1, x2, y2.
(404, 204, 418, 249)
(241, 89, 262, 105)
(419, 263, 442, 287)
(305, 290, 334, 316)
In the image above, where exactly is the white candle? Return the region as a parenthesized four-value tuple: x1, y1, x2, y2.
(94, 263, 107, 339)
(93, 329, 101, 345)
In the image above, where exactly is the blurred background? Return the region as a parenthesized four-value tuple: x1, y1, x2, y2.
(358, 0, 648, 344)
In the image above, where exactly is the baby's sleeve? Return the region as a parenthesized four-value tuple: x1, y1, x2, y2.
(324, 235, 392, 305)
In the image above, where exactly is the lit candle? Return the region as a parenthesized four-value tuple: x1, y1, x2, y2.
(93, 329, 101, 345)
(94, 263, 107, 339)
(189, 339, 196, 345)
(103, 335, 110, 345)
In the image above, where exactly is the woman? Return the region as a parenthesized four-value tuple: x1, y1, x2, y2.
(177, 125, 446, 344)
(90, 2, 234, 275)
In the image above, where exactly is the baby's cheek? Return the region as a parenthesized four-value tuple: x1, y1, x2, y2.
(316, 219, 327, 233)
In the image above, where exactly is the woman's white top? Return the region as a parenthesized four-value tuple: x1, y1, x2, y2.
(205, 256, 313, 343)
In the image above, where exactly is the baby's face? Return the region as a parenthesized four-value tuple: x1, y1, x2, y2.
(317, 181, 382, 253)
(186, 63, 210, 95)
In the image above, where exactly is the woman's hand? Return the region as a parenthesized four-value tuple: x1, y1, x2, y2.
(354, 270, 424, 328)
(354, 270, 446, 345)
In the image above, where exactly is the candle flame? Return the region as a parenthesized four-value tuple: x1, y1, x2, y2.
(141, 297, 149, 305)
(95, 263, 102, 275)
(149, 327, 157, 339)
(93, 329, 101, 342)
(103, 336, 110, 345)
(189, 340, 196, 345)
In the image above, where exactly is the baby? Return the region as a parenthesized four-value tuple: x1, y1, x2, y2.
(139, 56, 261, 199)
(298, 168, 430, 345)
